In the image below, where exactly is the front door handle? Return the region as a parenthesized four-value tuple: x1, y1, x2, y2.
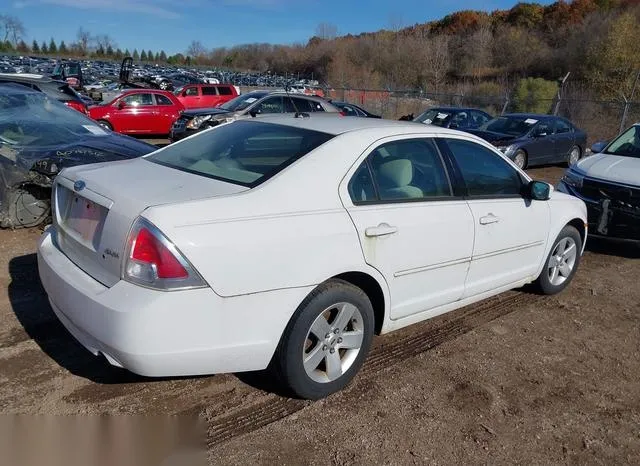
(479, 214, 500, 225)
(365, 223, 398, 237)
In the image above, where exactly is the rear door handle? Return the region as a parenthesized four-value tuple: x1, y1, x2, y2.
(365, 223, 398, 237)
(479, 214, 500, 225)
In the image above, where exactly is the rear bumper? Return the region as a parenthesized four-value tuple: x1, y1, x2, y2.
(37, 229, 312, 376)
(558, 181, 640, 242)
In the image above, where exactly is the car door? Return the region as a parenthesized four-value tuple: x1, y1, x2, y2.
(343, 137, 475, 320)
(439, 137, 550, 297)
(200, 85, 220, 107)
(153, 93, 180, 134)
(553, 118, 575, 162)
(180, 85, 201, 108)
(527, 119, 556, 164)
(115, 92, 157, 133)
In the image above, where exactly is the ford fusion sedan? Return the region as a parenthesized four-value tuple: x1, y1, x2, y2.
(558, 124, 640, 241)
(169, 90, 340, 141)
(38, 116, 587, 400)
(89, 89, 184, 136)
(467, 114, 587, 169)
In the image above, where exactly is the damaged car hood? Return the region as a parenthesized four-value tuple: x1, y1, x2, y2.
(575, 154, 640, 187)
(465, 129, 519, 146)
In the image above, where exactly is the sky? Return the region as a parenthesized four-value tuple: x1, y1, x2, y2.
(10, 0, 557, 56)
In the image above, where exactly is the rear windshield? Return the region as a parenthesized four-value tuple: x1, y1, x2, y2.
(147, 120, 334, 187)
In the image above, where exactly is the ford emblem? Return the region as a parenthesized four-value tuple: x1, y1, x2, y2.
(73, 180, 86, 192)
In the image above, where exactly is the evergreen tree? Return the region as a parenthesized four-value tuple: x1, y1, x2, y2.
(140, 50, 147, 61)
(59, 40, 67, 54)
(48, 38, 57, 54)
(17, 40, 29, 53)
(32, 40, 40, 53)
(41, 41, 48, 54)
(132, 49, 140, 61)
(154, 52, 160, 62)
(115, 48, 123, 59)
(147, 50, 153, 62)
(106, 44, 114, 57)
(159, 50, 167, 62)
(124, 48, 131, 57)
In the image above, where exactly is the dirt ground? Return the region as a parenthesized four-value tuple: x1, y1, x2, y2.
(1, 166, 639, 465)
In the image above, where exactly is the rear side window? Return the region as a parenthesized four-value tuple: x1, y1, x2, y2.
(217, 86, 233, 96)
(155, 94, 173, 106)
(443, 139, 522, 197)
(184, 87, 198, 97)
(202, 86, 218, 96)
(148, 121, 334, 187)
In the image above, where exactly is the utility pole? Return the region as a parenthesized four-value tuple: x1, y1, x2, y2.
(620, 69, 640, 134)
(553, 72, 571, 116)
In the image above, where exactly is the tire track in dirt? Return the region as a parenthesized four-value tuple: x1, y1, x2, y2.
(207, 290, 544, 446)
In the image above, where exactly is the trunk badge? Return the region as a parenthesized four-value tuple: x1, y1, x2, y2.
(74, 180, 86, 192)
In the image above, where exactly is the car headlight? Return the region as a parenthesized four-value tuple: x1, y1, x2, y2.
(561, 169, 584, 189)
(186, 115, 212, 130)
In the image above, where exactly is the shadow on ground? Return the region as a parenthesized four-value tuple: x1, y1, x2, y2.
(7, 253, 183, 385)
(585, 236, 640, 259)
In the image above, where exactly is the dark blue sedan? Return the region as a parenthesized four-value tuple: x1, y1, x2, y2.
(466, 114, 587, 169)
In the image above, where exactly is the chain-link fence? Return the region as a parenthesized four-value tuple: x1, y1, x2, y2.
(324, 87, 640, 145)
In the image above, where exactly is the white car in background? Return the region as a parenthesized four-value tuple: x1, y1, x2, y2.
(37, 115, 587, 400)
(558, 123, 640, 242)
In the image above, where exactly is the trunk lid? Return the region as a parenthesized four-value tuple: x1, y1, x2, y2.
(53, 157, 248, 287)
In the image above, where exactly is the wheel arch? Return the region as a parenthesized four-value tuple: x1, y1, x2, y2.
(567, 217, 587, 249)
(327, 271, 388, 335)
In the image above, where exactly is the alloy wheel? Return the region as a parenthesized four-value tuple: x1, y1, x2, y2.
(569, 147, 580, 165)
(547, 237, 577, 286)
(303, 302, 364, 383)
(514, 151, 526, 169)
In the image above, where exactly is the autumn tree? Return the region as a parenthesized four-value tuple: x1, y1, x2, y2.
(0, 15, 26, 46)
(76, 27, 91, 55)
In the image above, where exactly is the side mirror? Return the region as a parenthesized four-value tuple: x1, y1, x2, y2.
(117, 100, 127, 109)
(527, 180, 553, 201)
(591, 141, 608, 154)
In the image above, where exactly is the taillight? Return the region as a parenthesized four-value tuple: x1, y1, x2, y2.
(65, 101, 88, 115)
(123, 217, 206, 291)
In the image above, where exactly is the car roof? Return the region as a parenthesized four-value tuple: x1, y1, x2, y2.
(241, 113, 468, 136)
(118, 88, 173, 95)
(502, 113, 553, 119)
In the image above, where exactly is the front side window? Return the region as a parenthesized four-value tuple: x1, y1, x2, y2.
(349, 138, 452, 203)
(444, 138, 523, 197)
(471, 111, 491, 127)
(148, 121, 334, 187)
(254, 96, 284, 114)
(184, 87, 199, 97)
(122, 93, 154, 107)
(555, 119, 572, 134)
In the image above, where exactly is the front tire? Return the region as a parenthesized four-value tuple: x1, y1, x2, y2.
(269, 279, 374, 400)
(97, 120, 112, 131)
(535, 225, 582, 295)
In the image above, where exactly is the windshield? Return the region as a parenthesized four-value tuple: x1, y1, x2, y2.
(0, 90, 108, 148)
(147, 120, 334, 187)
(414, 109, 452, 126)
(604, 126, 640, 158)
(219, 92, 269, 112)
(480, 116, 540, 137)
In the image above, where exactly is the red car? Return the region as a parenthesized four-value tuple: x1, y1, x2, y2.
(174, 84, 239, 109)
(89, 89, 184, 135)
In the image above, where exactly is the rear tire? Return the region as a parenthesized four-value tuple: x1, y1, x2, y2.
(535, 225, 582, 295)
(97, 120, 112, 131)
(567, 145, 581, 166)
(269, 279, 374, 400)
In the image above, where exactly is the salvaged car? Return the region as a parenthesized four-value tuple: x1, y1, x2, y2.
(169, 90, 340, 141)
(0, 84, 155, 228)
(414, 107, 492, 130)
(558, 123, 640, 241)
(38, 114, 587, 399)
(467, 114, 587, 169)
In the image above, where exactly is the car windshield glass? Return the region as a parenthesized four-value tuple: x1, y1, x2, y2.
(147, 120, 334, 187)
(480, 116, 539, 137)
(414, 109, 452, 126)
(218, 92, 269, 111)
(0, 91, 108, 147)
(604, 126, 640, 158)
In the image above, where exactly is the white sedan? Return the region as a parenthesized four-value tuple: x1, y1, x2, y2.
(37, 115, 588, 399)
